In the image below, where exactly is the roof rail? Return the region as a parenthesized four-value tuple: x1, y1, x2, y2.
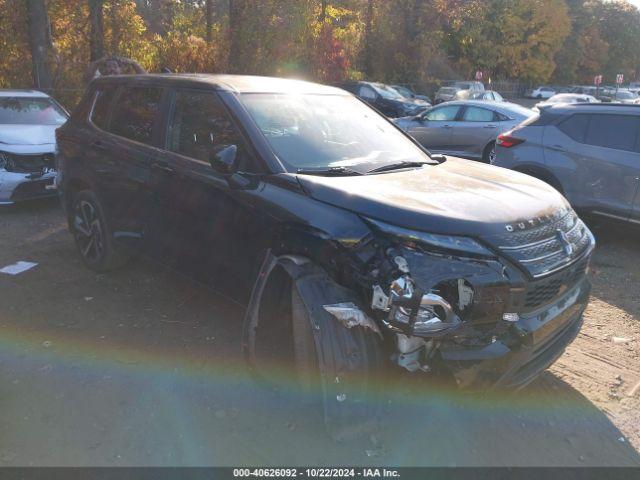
(569, 102, 640, 108)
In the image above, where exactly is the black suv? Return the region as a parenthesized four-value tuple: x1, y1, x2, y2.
(334, 81, 428, 118)
(57, 74, 594, 437)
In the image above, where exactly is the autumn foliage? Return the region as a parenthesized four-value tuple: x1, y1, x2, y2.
(1, 0, 640, 108)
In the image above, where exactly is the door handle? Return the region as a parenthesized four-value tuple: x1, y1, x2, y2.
(548, 144, 566, 153)
(484, 124, 497, 129)
(152, 161, 174, 173)
(442, 124, 453, 129)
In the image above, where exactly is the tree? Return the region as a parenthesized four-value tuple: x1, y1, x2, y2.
(88, 0, 104, 61)
(205, 0, 213, 42)
(26, 0, 54, 90)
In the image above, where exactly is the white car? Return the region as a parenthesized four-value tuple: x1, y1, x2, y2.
(532, 93, 599, 112)
(0, 90, 68, 204)
(529, 86, 556, 99)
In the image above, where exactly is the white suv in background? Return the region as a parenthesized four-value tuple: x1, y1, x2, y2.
(0, 90, 68, 204)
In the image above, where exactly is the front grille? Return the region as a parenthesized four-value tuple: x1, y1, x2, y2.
(485, 209, 593, 278)
(523, 259, 588, 309)
(0, 152, 55, 173)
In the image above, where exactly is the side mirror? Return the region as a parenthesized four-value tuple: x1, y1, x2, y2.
(209, 144, 238, 174)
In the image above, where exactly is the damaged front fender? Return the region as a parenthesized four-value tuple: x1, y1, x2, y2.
(242, 250, 384, 440)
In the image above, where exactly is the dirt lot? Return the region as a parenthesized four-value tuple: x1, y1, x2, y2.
(0, 199, 638, 466)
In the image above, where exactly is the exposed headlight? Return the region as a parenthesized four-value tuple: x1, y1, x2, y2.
(365, 218, 496, 259)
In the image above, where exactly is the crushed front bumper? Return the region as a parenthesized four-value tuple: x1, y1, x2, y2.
(439, 276, 591, 389)
(0, 170, 57, 205)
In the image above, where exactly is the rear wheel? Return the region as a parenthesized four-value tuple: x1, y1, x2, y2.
(483, 141, 496, 164)
(71, 190, 129, 271)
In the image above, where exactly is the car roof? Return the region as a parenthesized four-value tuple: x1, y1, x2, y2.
(0, 89, 50, 98)
(546, 103, 640, 113)
(434, 100, 534, 117)
(93, 74, 349, 95)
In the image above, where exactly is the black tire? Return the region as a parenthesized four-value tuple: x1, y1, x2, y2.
(291, 286, 321, 397)
(70, 190, 130, 271)
(537, 94, 543, 99)
(483, 141, 496, 164)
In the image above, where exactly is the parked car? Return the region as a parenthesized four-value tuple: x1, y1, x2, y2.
(57, 74, 594, 437)
(434, 81, 485, 104)
(599, 89, 640, 104)
(390, 84, 432, 105)
(529, 86, 556, 99)
(0, 90, 68, 204)
(394, 100, 535, 163)
(454, 90, 504, 102)
(533, 93, 599, 112)
(451, 80, 485, 92)
(494, 103, 640, 226)
(434, 86, 459, 104)
(334, 81, 428, 117)
(569, 85, 598, 96)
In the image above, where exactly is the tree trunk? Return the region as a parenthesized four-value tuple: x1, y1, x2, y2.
(88, 0, 104, 61)
(228, 0, 242, 73)
(134, 0, 172, 37)
(26, 0, 54, 91)
(363, 0, 374, 77)
(206, 0, 214, 43)
(319, 0, 327, 22)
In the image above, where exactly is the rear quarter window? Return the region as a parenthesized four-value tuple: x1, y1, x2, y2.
(90, 86, 117, 129)
(558, 114, 590, 142)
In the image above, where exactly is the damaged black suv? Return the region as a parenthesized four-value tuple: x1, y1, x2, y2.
(57, 74, 594, 437)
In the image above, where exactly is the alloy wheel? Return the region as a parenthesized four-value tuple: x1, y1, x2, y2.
(489, 147, 496, 164)
(74, 200, 104, 264)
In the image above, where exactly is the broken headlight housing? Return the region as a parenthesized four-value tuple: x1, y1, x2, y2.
(365, 218, 496, 259)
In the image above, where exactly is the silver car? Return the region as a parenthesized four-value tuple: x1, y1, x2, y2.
(0, 90, 68, 204)
(394, 100, 535, 163)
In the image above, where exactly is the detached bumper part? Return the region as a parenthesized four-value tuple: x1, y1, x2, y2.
(439, 277, 591, 389)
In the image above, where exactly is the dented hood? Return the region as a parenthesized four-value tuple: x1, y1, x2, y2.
(0, 124, 57, 146)
(296, 157, 568, 236)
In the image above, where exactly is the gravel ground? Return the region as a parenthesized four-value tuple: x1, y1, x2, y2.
(0, 199, 638, 466)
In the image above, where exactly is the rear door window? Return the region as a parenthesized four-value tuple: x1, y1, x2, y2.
(90, 86, 117, 129)
(109, 86, 163, 145)
(584, 114, 639, 152)
(461, 106, 494, 122)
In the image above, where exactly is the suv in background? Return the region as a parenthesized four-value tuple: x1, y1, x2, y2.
(435, 81, 485, 104)
(494, 103, 640, 226)
(334, 81, 428, 117)
(452, 81, 485, 92)
(57, 74, 594, 438)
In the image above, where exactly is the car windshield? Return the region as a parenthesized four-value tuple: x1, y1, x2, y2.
(372, 84, 405, 100)
(0, 97, 67, 125)
(240, 93, 432, 173)
(392, 86, 412, 97)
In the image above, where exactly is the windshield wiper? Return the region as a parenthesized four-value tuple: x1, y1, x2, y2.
(366, 161, 430, 174)
(296, 166, 363, 176)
